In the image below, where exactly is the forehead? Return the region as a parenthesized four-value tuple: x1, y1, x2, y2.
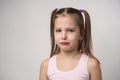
(54, 15, 78, 28)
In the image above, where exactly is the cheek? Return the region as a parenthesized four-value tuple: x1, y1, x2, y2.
(69, 33, 80, 42)
(54, 34, 60, 42)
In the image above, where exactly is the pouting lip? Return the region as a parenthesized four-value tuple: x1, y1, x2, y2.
(59, 42, 70, 44)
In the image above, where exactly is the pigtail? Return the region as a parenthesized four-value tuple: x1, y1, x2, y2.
(50, 9, 58, 57)
(82, 10, 100, 63)
(82, 10, 93, 56)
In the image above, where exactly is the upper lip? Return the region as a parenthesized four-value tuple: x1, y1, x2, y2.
(60, 42, 69, 44)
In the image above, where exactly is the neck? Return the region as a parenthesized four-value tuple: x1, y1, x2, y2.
(59, 49, 81, 58)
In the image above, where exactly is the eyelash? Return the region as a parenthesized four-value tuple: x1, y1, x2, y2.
(55, 29, 75, 32)
(55, 30, 61, 32)
(68, 30, 75, 32)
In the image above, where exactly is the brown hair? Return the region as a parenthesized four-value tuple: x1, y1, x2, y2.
(50, 7, 99, 62)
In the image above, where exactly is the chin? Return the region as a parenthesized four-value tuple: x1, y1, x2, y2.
(60, 47, 72, 52)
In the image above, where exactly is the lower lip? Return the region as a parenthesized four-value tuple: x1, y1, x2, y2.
(60, 43, 69, 46)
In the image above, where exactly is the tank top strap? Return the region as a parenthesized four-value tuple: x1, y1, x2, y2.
(47, 55, 57, 77)
(80, 53, 89, 64)
(76, 53, 89, 78)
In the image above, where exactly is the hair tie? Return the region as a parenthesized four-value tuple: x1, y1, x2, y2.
(56, 8, 60, 12)
(80, 9, 83, 13)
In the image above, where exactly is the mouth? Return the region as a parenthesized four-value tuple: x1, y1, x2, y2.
(60, 42, 70, 46)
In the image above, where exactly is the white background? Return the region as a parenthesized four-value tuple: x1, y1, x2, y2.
(0, 0, 120, 80)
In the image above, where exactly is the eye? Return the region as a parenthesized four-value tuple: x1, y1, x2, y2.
(55, 29, 61, 32)
(68, 29, 75, 32)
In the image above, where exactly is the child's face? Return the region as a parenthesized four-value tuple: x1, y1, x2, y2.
(54, 15, 81, 52)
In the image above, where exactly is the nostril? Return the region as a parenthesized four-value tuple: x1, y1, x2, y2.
(62, 34, 67, 40)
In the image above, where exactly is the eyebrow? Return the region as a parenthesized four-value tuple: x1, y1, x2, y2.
(54, 27, 77, 29)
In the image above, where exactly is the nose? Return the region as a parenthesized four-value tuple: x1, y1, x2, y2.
(61, 31, 67, 40)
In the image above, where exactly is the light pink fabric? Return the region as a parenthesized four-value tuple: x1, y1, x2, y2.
(47, 53, 89, 80)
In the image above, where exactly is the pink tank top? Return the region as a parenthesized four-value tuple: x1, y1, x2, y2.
(47, 53, 89, 80)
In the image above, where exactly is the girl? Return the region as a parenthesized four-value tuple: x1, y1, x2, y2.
(40, 7, 102, 80)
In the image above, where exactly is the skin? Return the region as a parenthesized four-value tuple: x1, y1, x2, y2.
(39, 15, 102, 80)
(54, 15, 80, 53)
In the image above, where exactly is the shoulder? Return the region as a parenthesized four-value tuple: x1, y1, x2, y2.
(40, 58, 50, 73)
(88, 57, 100, 69)
(40, 58, 49, 69)
(39, 58, 49, 80)
(88, 57, 102, 80)
(88, 57, 100, 73)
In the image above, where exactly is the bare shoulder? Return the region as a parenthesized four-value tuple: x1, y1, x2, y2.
(39, 58, 49, 80)
(88, 57, 100, 69)
(40, 58, 49, 68)
(88, 57, 102, 80)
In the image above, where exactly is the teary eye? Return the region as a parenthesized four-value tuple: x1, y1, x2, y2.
(68, 29, 75, 32)
(55, 29, 61, 32)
